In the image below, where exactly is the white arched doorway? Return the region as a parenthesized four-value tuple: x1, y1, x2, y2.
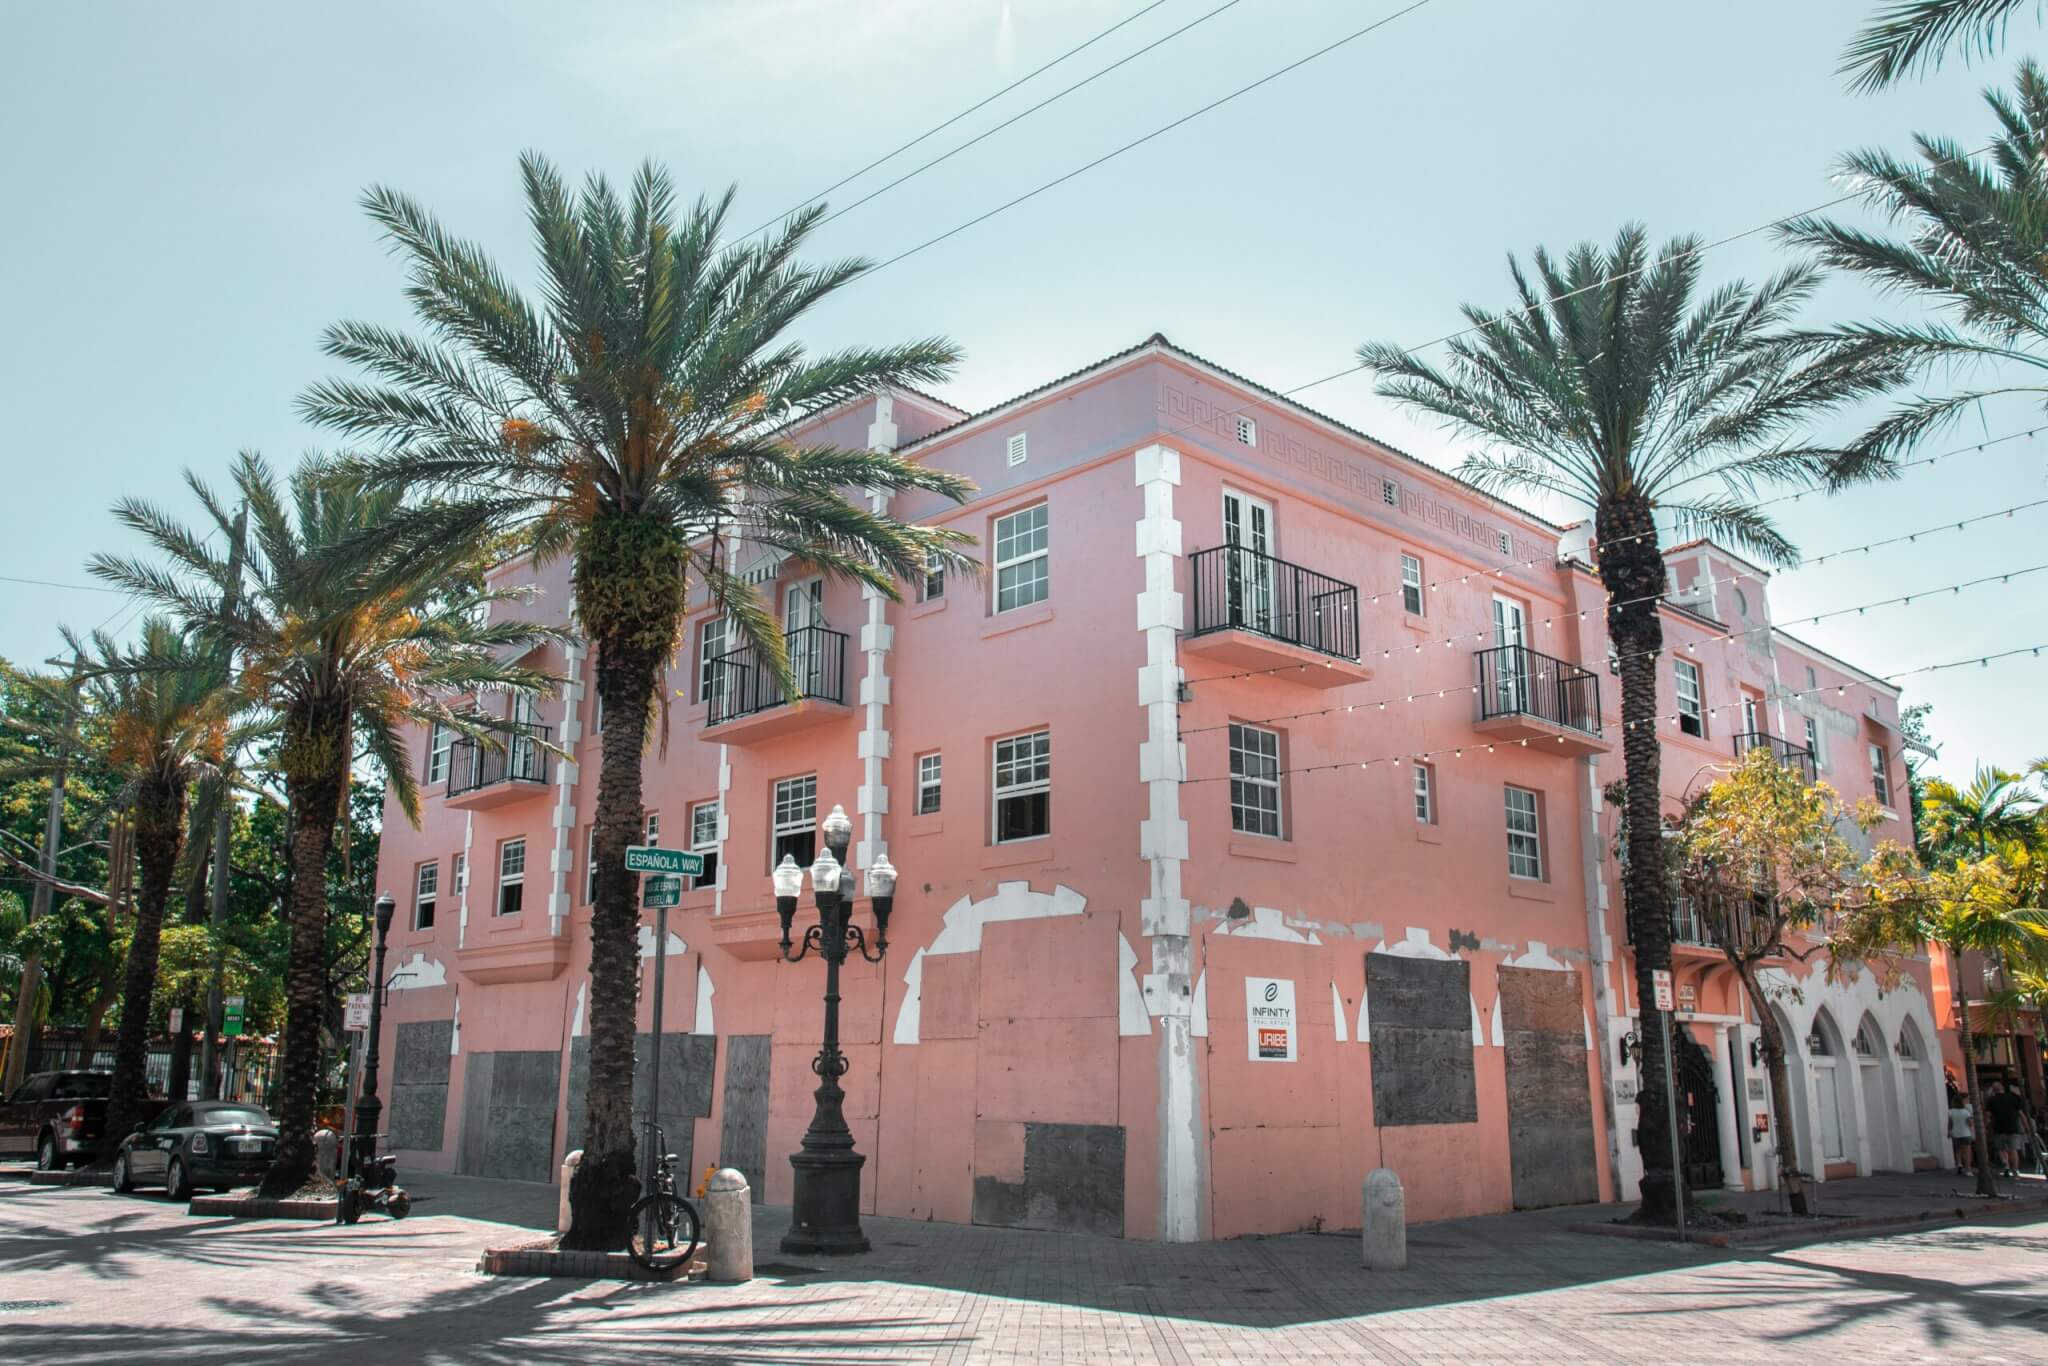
(1854, 1013, 1901, 1171)
(1896, 1017, 1936, 1163)
(1807, 1008, 1859, 1176)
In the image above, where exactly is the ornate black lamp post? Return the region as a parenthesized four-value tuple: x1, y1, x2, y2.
(772, 803, 896, 1255)
(351, 891, 397, 1176)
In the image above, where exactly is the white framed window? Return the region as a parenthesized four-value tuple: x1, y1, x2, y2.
(644, 811, 659, 845)
(1400, 554, 1423, 616)
(772, 775, 817, 869)
(413, 861, 438, 931)
(424, 722, 452, 785)
(585, 826, 599, 904)
(993, 503, 1049, 613)
(1505, 786, 1542, 880)
(497, 838, 526, 917)
(917, 753, 942, 816)
(1380, 478, 1398, 507)
(1870, 744, 1892, 807)
(452, 851, 467, 898)
(1414, 762, 1435, 824)
(1805, 666, 1818, 691)
(1675, 658, 1704, 738)
(688, 801, 719, 890)
(919, 555, 945, 603)
(992, 729, 1051, 843)
(698, 616, 729, 703)
(1234, 415, 1257, 447)
(1006, 432, 1028, 467)
(1228, 723, 1283, 838)
(1804, 716, 1822, 768)
(1741, 695, 1760, 735)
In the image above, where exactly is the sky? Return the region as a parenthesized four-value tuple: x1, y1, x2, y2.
(2, 0, 2045, 782)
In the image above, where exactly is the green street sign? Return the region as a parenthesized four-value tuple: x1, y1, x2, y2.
(643, 875, 684, 909)
(223, 995, 245, 1039)
(624, 845, 704, 877)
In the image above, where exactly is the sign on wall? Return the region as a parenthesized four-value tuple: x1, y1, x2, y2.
(344, 992, 372, 1032)
(1245, 977, 1297, 1062)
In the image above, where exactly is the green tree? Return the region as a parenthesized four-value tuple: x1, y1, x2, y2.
(1781, 64, 2048, 466)
(301, 156, 979, 1248)
(90, 455, 557, 1194)
(1918, 766, 2039, 862)
(1841, 0, 2042, 91)
(1355, 227, 1900, 1221)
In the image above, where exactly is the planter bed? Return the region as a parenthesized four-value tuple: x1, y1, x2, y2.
(479, 1235, 707, 1283)
(28, 1168, 115, 1188)
(188, 1190, 339, 1220)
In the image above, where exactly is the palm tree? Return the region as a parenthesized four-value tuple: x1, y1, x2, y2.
(299, 154, 978, 1249)
(1356, 227, 1901, 1220)
(1841, 0, 2042, 92)
(1780, 64, 2048, 467)
(1, 621, 230, 1151)
(1919, 766, 2040, 862)
(91, 453, 560, 1195)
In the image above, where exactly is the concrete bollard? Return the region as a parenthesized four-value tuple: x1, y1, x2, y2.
(1362, 1167, 1407, 1271)
(702, 1167, 754, 1282)
(314, 1129, 338, 1181)
(558, 1150, 582, 1235)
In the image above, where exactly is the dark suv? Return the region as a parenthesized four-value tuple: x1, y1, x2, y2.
(0, 1070, 111, 1169)
(113, 1101, 279, 1201)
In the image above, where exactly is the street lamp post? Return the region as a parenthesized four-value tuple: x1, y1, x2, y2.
(351, 892, 397, 1178)
(772, 804, 896, 1255)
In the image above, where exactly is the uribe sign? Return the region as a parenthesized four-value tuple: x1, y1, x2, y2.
(1245, 976, 1297, 1062)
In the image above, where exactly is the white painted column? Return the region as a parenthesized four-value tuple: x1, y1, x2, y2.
(1712, 1025, 1744, 1190)
(855, 395, 898, 874)
(547, 638, 587, 934)
(1133, 443, 1202, 1242)
(1577, 755, 1623, 1185)
(456, 812, 474, 949)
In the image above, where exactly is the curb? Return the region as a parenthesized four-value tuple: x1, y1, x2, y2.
(188, 1193, 339, 1220)
(27, 1169, 115, 1188)
(1570, 1192, 2048, 1247)
(478, 1239, 707, 1283)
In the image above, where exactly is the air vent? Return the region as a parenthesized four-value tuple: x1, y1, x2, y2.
(1006, 433, 1027, 467)
(1496, 531, 1512, 556)
(1234, 416, 1257, 447)
(1380, 479, 1398, 507)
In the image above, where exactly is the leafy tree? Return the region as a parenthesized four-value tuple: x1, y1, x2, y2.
(1355, 226, 1899, 1221)
(301, 155, 979, 1247)
(1841, 0, 2042, 92)
(1918, 766, 2039, 862)
(90, 455, 556, 1194)
(1780, 64, 2048, 467)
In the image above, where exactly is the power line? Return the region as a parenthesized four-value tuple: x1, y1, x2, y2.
(0, 574, 126, 594)
(739, 1, 1170, 243)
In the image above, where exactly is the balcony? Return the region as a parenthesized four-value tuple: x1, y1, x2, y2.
(1183, 545, 1372, 688)
(447, 725, 551, 809)
(702, 624, 852, 742)
(1732, 731, 1817, 784)
(1471, 645, 1609, 755)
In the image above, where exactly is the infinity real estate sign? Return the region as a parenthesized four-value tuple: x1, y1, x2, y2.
(1245, 976, 1297, 1062)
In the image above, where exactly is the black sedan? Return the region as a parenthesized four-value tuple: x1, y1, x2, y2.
(113, 1101, 278, 1201)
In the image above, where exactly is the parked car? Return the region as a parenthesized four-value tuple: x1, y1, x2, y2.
(0, 1069, 112, 1170)
(113, 1101, 278, 1200)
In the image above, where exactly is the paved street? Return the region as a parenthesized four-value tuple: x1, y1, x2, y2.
(1, 1173, 2045, 1363)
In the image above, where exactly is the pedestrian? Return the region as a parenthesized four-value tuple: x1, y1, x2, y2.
(1949, 1091, 1977, 1175)
(1986, 1081, 2028, 1178)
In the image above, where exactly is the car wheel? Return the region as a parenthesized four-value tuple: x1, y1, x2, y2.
(35, 1134, 58, 1172)
(113, 1153, 133, 1194)
(165, 1157, 190, 1203)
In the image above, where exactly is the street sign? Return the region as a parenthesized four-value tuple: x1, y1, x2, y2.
(223, 995, 245, 1038)
(168, 1006, 183, 1033)
(344, 992, 372, 1032)
(624, 845, 704, 877)
(643, 875, 684, 909)
(1652, 969, 1674, 1012)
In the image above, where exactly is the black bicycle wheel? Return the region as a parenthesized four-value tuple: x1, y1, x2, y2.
(626, 1193, 700, 1272)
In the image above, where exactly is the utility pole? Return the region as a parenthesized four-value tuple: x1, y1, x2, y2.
(200, 503, 248, 1101)
(4, 661, 84, 1093)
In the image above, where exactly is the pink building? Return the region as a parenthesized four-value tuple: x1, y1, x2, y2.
(367, 334, 1941, 1239)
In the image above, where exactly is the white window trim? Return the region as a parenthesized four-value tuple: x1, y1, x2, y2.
(992, 503, 1050, 614)
(1675, 658, 1704, 735)
(1400, 554, 1423, 616)
(1234, 415, 1257, 447)
(773, 774, 818, 863)
(991, 729, 1051, 844)
(414, 860, 439, 931)
(1505, 786, 1543, 881)
(917, 752, 942, 816)
(498, 839, 526, 916)
(1414, 762, 1435, 824)
(425, 722, 452, 785)
(585, 826, 599, 904)
(1228, 723, 1284, 838)
(688, 800, 720, 889)
(698, 616, 730, 703)
(1006, 432, 1028, 467)
(1870, 744, 1892, 807)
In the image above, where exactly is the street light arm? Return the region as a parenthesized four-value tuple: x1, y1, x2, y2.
(780, 923, 822, 965)
(847, 922, 885, 965)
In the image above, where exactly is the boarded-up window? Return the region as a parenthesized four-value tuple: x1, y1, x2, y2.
(1365, 952, 1477, 1126)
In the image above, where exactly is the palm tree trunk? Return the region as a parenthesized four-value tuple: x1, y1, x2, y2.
(1597, 492, 1681, 1221)
(1951, 940, 2001, 1198)
(564, 514, 684, 1250)
(260, 697, 349, 1197)
(102, 777, 186, 1155)
(1736, 957, 1809, 1214)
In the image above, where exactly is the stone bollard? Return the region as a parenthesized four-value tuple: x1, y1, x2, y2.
(314, 1128, 338, 1181)
(1362, 1168, 1406, 1271)
(702, 1167, 754, 1282)
(558, 1150, 583, 1235)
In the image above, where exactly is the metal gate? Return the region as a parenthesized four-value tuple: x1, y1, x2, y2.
(1674, 1027, 1725, 1190)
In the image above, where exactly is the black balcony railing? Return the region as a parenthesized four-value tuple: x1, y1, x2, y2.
(448, 724, 551, 798)
(705, 624, 849, 726)
(1474, 645, 1602, 735)
(1672, 899, 1717, 947)
(1188, 545, 1360, 661)
(1732, 731, 1818, 783)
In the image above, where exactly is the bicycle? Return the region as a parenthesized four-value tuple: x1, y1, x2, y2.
(626, 1121, 701, 1273)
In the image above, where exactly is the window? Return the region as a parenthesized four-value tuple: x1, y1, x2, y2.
(1741, 696, 1760, 735)
(452, 852, 467, 899)
(497, 839, 526, 917)
(698, 617, 729, 703)
(1804, 716, 1821, 765)
(1505, 786, 1542, 880)
(992, 729, 1051, 843)
(1675, 659, 1704, 737)
(1734, 587, 1749, 617)
(644, 811, 659, 845)
(1380, 478, 1398, 507)
(917, 752, 942, 815)
(1228, 724, 1283, 838)
(592, 691, 604, 734)
(424, 722, 452, 785)
(1806, 666, 1818, 691)
(772, 775, 817, 869)
(413, 860, 438, 931)
(585, 826, 599, 904)
(919, 556, 945, 603)
(1870, 744, 1892, 806)
(1400, 554, 1423, 616)
(1006, 432, 1028, 467)
(688, 801, 720, 890)
(993, 503, 1049, 612)
(1234, 415, 1257, 447)
(1413, 762, 1435, 824)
